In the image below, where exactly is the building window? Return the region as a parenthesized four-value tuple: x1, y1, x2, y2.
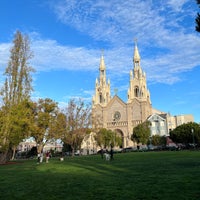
(134, 87, 139, 97)
(100, 70, 104, 76)
(99, 94, 103, 103)
(160, 121, 164, 126)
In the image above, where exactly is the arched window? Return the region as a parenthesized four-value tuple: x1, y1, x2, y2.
(99, 94, 103, 103)
(135, 61, 139, 67)
(100, 70, 104, 76)
(134, 87, 139, 97)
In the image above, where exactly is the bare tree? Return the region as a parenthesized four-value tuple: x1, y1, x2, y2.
(62, 99, 91, 156)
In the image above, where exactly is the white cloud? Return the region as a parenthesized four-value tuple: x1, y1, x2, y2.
(1, 30, 200, 86)
(167, 0, 189, 12)
(31, 39, 100, 72)
(1, 0, 200, 86)
(0, 43, 11, 70)
(52, 0, 162, 45)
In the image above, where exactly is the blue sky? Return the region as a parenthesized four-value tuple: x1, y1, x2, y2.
(0, 0, 200, 123)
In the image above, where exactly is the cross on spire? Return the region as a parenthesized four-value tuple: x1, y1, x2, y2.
(101, 49, 104, 56)
(134, 38, 138, 45)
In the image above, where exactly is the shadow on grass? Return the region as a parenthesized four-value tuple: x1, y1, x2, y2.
(0, 151, 200, 200)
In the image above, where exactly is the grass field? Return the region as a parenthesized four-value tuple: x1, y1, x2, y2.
(0, 151, 200, 200)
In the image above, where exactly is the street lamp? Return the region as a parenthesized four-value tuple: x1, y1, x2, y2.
(191, 128, 195, 149)
(148, 123, 152, 149)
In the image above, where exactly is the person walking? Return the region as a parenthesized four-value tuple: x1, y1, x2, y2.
(110, 146, 114, 160)
(100, 148, 104, 159)
(46, 151, 50, 163)
(37, 153, 40, 164)
(40, 151, 44, 163)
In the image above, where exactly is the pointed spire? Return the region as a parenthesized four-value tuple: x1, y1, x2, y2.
(99, 49, 106, 70)
(133, 39, 140, 62)
(93, 49, 111, 106)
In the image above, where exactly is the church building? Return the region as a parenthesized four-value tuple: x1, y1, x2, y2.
(92, 42, 152, 148)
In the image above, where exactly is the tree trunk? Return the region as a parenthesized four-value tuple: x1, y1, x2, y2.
(0, 149, 12, 164)
(71, 147, 75, 157)
(37, 143, 44, 154)
(11, 146, 16, 160)
(0, 152, 8, 164)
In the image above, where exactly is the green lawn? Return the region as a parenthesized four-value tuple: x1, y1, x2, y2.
(0, 151, 200, 200)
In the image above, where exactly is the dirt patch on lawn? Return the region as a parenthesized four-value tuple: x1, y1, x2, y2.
(0, 161, 23, 166)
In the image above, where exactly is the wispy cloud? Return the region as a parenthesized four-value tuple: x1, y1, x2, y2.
(167, 0, 190, 12)
(0, 0, 200, 87)
(0, 43, 11, 70)
(50, 0, 200, 84)
(32, 39, 100, 72)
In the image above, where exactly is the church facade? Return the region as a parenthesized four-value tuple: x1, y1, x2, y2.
(92, 43, 152, 148)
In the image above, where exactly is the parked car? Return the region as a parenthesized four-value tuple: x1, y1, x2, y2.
(74, 150, 80, 156)
(122, 147, 134, 153)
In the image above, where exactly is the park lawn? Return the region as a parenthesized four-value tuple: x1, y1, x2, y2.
(0, 151, 200, 200)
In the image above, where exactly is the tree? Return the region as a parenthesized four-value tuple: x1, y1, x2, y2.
(150, 135, 166, 146)
(0, 100, 34, 161)
(61, 99, 91, 156)
(170, 122, 200, 146)
(30, 98, 60, 154)
(196, 0, 200, 32)
(95, 128, 122, 149)
(49, 112, 67, 140)
(0, 31, 34, 164)
(131, 121, 151, 145)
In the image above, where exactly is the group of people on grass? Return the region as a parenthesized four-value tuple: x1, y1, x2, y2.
(100, 147, 114, 161)
(37, 147, 114, 164)
(37, 151, 50, 164)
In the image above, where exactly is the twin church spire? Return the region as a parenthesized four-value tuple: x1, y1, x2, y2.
(93, 41, 151, 107)
(133, 41, 141, 63)
(92, 51, 111, 107)
(128, 41, 151, 103)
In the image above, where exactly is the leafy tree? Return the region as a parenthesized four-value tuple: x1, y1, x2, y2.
(150, 135, 166, 146)
(170, 122, 200, 145)
(0, 31, 34, 164)
(131, 121, 151, 145)
(0, 101, 33, 161)
(95, 128, 122, 149)
(61, 99, 91, 156)
(49, 112, 67, 139)
(196, 0, 200, 32)
(30, 98, 60, 154)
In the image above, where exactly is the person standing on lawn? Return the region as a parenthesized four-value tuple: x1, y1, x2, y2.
(100, 148, 104, 159)
(110, 146, 114, 160)
(40, 151, 44, 163)
(46, 151, 50, 163)
(37, 153, 40, 164)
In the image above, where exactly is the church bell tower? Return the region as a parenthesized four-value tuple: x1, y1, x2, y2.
(127, 41, 152, 121)
(92, 52, 111, 107)
(128, 41, 151, 103)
